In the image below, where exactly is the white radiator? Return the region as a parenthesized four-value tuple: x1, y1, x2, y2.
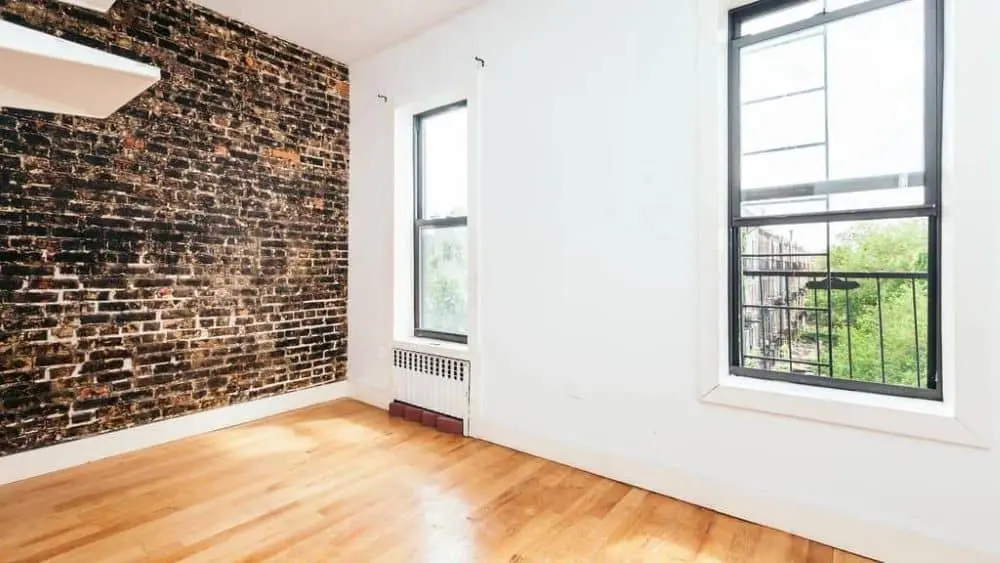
(392, 348, 469, 420)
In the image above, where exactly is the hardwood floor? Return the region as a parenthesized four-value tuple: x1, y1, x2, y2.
(0, 400, 872, 562)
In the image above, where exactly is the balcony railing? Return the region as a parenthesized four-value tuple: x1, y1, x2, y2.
(739, 268, 931, 391)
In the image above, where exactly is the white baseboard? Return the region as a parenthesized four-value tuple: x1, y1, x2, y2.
(472, 417, 995, 563)
(350, 382, 394, 410)
(0, 381, 350, 486)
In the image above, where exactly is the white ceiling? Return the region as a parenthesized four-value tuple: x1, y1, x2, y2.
(192, 0, 487, 63)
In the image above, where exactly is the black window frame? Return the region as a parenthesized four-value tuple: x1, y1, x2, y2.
(727, 0, 944, 400)
(413, 100, 469, 344)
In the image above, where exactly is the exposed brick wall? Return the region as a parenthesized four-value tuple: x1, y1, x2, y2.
(0, 0, 349, 455)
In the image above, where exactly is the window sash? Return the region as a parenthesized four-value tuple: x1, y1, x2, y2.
(727, 0, 943, 399)
(413, 101, 469, 344)
(413, 223, 468, 343)
(414, 100, 469, 223)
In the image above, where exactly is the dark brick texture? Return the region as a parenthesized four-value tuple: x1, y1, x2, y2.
(388, 401, 465, 437)
(0, 0, 349, 455)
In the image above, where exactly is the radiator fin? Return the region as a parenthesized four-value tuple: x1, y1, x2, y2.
(392, 348, 470, 420)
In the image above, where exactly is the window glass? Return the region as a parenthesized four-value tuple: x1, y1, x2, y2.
(741, 32, 824, 102)
(826, 1, 924, 180)
(825, 0, 873, 10)
(740, 0, 823, 35)
(420, 107, 468, 219)
(418, 226, 468, 336)
(738, 218, 929, 387)
(742, 145, 827, 191)
(742, 90, 826, 154)
(741, 184, 925, 218)
(729, 0, 941, 398)
(415, 102, 469, 341)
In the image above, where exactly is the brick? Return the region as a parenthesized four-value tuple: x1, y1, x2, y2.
(0, 0, 349, 456)
(436, 416, 464, 436)
(123, 137, 146, 150)
(404, 405, 424, 423)
(421, 410, 439, 428)
(388, 401, 406, 418)
(266, 148, 300, 164)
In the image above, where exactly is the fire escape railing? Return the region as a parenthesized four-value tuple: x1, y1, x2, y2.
(739, 268, 930, 389)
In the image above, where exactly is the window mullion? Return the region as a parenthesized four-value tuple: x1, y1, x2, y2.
(743, 141, 827, 158)
(414, 222, 425, 333)
(733, 204, 936, 228)
(924, 0, 944, 390)
(416, 216, 468, 229)
(743, 86, 826, 107)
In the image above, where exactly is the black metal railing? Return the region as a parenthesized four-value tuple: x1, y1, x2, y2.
(739, 268, 930, 390)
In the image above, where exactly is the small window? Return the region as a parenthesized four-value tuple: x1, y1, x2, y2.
(413, 101, 469, 343)
(728, 0, 943, 399)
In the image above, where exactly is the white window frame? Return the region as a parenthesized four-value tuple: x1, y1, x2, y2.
(392, 88, 479, 357)
(413, 100, 470, 344)
(695, 0, 992, 447)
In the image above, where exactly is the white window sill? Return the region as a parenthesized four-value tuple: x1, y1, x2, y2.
(393, 337, 470, 361)
(701, 373, 988, 448)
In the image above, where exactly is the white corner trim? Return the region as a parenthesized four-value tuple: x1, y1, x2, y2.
(701, 375, 988, 448)
(472, 416, 997, 563)
(0, 381, 349, 486)
(350, 382, 395, 410)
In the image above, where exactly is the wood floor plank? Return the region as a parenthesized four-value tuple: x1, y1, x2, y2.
(0, 399, 875, 562)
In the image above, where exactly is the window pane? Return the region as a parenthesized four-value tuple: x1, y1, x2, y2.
(825, 0, 873, 10)
(742, 90, 826, 154)
(738, 217, 929, 388)
(741, 31, 824, 102)
(742, 145, 826, 191)
(739, 0, 822, 36)
(741, 183, 925, 218)
(420, 105, 468, 219)
(827, 0, 924, 180)
(738, 0, 925, 200)
(418, 226, 467, 335)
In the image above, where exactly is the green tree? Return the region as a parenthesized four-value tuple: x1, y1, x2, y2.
(811, 220, 929, 386)
(422, 229, 467, 334)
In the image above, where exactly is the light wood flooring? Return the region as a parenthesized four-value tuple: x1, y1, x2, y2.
(0, 399, 873, 562)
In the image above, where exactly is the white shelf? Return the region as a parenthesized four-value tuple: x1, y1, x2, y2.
(0, 20, 160, 118)
(56, 0, 118, 13)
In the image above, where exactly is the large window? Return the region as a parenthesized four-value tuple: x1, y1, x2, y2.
(414, 101, 469, 343)
(728, 0, 943, 399)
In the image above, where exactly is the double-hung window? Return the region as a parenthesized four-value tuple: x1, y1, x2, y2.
(728, 0, 943, 399)
(413, 101, 469, 343)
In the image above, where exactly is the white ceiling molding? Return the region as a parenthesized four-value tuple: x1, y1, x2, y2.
(55, 0, 118, 13)
(0, 20, 160, 119)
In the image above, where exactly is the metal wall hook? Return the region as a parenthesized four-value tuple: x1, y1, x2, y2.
(474, 56, 485, 68)
(377, 94, 389, 103)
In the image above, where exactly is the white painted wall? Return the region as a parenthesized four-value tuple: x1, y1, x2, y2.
(348, 0, 1000, 560)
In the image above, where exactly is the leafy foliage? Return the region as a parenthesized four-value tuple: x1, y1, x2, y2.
(814, 220, 929, 386)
